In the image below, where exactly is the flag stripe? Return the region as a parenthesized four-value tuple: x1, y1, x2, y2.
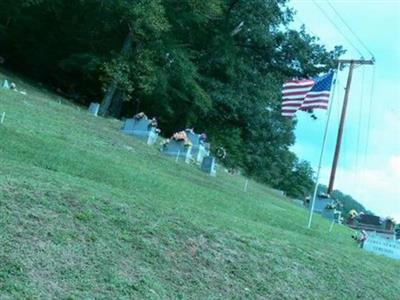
(281, 72, 334, 117)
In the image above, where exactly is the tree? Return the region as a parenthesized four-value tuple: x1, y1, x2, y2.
(0, 0, 345, 197)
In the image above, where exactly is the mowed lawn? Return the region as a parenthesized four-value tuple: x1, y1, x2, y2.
(1, 70, 399, 299)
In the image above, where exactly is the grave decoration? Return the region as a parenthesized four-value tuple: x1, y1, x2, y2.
(121, 112, 160, 145)
(88, 103, 100, 117)
(201, 156, 217, 176)
(185, 129, 210, 163)
(347, 209, 358, 225)
(216, 147, 227, 160)
(161, 130, 193, 163)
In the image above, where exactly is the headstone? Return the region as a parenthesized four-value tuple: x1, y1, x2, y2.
(88, 102, 100, 117)
(2, 80, 10, 89)
(308, 195, 342, 223)
(121, 118, 159, 145)
(363, 234, 400, 260)
(311, 196, 331, 213)
(186, 130, 209, 163)
(162, 139, 192, 163)
(321, 209, 341, 223)
(201, 156, 217, 176)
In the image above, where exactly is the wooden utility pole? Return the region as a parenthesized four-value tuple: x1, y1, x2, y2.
(327, 59, 374, 195)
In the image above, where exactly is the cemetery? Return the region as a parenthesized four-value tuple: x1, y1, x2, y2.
(161, 129, 217, 175)
(89, 102, 219, 175)
(1, 69, 400, 299)
(1, 0, 400, 297)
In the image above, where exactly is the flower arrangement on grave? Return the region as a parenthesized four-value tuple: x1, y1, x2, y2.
(134, 112, 147, 120)
(199, 133, 207, 144)
(347, 209, 358, 225)
(216, 147, 226, 159)
(172, 131, 187, 141)
(348, 209, 358, 219)
(159, 138, 170, 150)
(325, 202, 336, 210)
(172, 131, 192, 147)
(146, 117, 160, 134)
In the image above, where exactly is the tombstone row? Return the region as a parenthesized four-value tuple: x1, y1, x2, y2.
(105, 108, 217, 176)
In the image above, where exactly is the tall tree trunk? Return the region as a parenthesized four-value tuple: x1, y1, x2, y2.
(99, 32, 133, 116)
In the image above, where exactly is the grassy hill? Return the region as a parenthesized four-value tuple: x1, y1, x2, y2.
(1, 69, 399, 299)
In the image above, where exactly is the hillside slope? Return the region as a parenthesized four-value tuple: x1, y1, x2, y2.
(1, 70, 399, 299)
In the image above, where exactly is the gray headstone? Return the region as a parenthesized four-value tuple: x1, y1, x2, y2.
(186, 130, 209, 163)
(122, 118, 159, 145)
(88, 102, 100, 116)
(162, 139, 192, 163)
(311, 196, 331, 213)
(201, 156, 217, 176)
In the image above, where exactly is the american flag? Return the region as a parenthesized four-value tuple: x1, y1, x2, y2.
(281, 72, 334, 117)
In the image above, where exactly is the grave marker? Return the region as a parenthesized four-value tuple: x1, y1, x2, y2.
(185, 130, 209, 163)
(162, 139, 192, 163)
(88, 103, 100, 116)
(2, 80, 10, 89)
(201, 156, 217, 176)
(121, 117, 159, 145)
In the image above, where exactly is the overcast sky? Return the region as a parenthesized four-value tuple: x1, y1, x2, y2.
(289, 0, 400, 221)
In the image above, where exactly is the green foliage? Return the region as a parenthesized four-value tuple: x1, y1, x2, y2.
(0, 0, 345, 196)
(280, 160, 315, 199)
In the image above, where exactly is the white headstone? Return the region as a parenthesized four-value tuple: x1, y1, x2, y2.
(88, 102, 100, 116)
(2, 80, 10, 89)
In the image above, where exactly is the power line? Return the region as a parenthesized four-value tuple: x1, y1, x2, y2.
(326, 0, 374, 59)
(353, 67, 365, 188)
(362, 65, 376, 171)
(311, 0, 364, 58)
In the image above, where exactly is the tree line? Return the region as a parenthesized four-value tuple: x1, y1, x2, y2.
(0, 0, 345, 198)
